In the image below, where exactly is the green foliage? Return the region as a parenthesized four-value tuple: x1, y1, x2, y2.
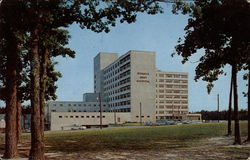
(0, 0, 163, 103)
(172, 0, 250, 93)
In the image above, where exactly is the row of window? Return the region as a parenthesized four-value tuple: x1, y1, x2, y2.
(135, 115, 150, 118)
(157, 100, 188, 104)
(52, 110, 109, 112)
(157, 73, 188, 78)
(103, 54, 130, 75)
(119, 54, 130, 65)
(157, 89, 188, 93)
(156, 105, 188, 109)
(156, 90, 188, 94)
(156, 111, 188, 114)
(52, 103, 107, 107)
(104, 77, 130, 91)
(157, 84, 188, 88)
(104, 69, 130, 85)
(156, 95, 188, 99)
(110, 108, 131, 112)
(104, 62, 130, 81)
(156, 80, 188, 84)
(58, 115, 106, 118)
(107, 92, 131, 101)
(105, 86, 130, 99)
(109, 100, 131, 107)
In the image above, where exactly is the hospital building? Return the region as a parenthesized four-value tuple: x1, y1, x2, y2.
(46, 50, 201, 130)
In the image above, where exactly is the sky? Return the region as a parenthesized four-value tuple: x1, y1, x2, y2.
(0, 3, 248, 112)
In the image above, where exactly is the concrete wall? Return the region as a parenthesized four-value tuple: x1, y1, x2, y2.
(46, 101, 109, 127)
(186, 114, 202, 121)
(83, 93, 98, 102)
(130, 50, 156, 122)
(94, 52, 118, 93)
(50, 112, 131, 130)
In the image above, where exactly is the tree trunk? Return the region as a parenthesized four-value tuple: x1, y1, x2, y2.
(39, 47, 49, 156)
(227, 67, 233, 136)
(232, 64, 241, 145)
(16, 99, 22, 143)
(247, 67, 250, 141)
(3, 33, 18, 159)
(29, 28, 44, 160)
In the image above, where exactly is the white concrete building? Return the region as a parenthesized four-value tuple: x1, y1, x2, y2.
(155, 70, 189, 120)
(46, 50, 200, 130)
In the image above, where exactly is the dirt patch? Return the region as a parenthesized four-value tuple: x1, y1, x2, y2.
(42, 137, 250, 160)
(0, 136, 249, 160)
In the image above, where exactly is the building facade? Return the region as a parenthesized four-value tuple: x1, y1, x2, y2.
(99, 50, 156, 122)
(155, 70, 188, 120)
(46, 50, 200, 130)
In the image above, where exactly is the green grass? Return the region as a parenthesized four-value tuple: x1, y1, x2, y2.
(43, 122, 248, 153)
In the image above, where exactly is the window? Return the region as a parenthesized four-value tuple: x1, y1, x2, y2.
(75, 116, 79, 118)
(59, 116, 62, 118)
(92, 116, 95, 118)
(70, 116, 73, 118)
(86, 116, 90, 118)
(159, 111, 164, 114)
(81, 116, 84, 118)
(181, 75, 188, 78)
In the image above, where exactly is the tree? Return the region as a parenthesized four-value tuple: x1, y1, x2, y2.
(0, 0, 25, 157)
(1, 1, 163, 159)
(172, 0, 250, 144)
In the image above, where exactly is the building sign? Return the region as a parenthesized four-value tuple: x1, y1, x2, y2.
(136, 72, 150, 83)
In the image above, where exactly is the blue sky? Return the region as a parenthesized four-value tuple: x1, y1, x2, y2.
(1, 4, 247, 111)
(53, 4, 248, 112)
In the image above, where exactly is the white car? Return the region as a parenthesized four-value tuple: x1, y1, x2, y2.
(71, 125, 86, 130)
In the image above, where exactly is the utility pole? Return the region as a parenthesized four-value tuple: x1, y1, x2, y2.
(114, 108, 117, 125)
(172, 102, 174, 120)
(217, 94, 220, 123)
(98, 92, 102, 129)
(140, 102, 142, 125)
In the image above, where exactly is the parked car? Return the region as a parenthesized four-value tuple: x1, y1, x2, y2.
(71, 125, 86, 130)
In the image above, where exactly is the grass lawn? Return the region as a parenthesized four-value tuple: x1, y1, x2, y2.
(43, 122, 248, 152)
(1, 122, 249, 159)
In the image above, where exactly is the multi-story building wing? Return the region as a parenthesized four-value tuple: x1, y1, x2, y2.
(96, 50, 156, 122)
(156, 70, 188, 120)
(94, 52, 118, 94)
